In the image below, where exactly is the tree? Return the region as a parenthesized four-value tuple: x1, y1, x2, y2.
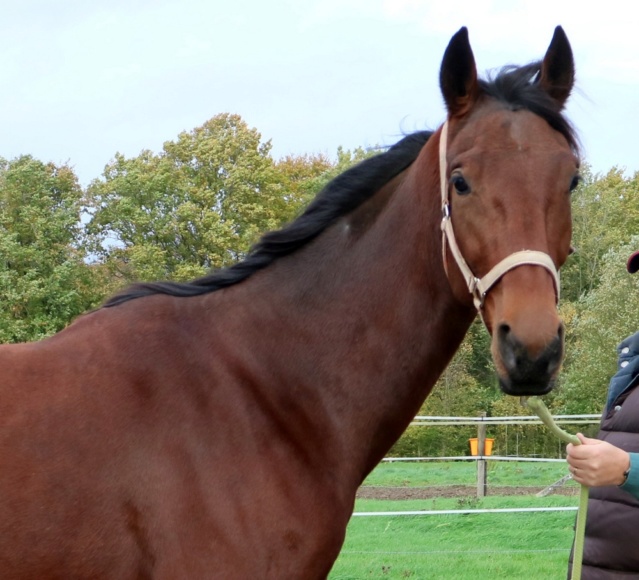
(86, 114, 289, 284)
(561, 167, 639, 301)
(273, 153, 333, 223)
(0, 156, 103, 342)
(556, 238, 639, 413)
(86, 113, 384, 287)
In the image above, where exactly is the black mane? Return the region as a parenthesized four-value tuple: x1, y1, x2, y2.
(104, 63, 579, 308)
(103, 131, 432, 307)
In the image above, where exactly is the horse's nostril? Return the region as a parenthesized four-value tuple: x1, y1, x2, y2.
(497, 324, 517, 371)
(498, 323, 511, 338)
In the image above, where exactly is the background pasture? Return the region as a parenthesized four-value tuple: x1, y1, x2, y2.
(330, 461, 579, 579)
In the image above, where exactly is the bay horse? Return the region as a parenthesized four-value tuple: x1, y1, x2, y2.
(0, 27, 579, 578)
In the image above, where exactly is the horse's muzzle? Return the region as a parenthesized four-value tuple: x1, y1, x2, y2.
(496, 324, 563, 396)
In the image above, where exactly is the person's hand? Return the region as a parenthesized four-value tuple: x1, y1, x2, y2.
(566, 433, 630, 487)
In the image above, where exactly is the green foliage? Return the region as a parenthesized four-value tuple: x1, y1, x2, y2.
(0, 156, 103, 342)
(556, 238, 639, 413)
(86, 113, 289, 284)
(274, 153, 333, 220)
(562, 166, 639, 301)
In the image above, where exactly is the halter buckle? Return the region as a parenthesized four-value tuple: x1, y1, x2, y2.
(468, 277, 485, 309)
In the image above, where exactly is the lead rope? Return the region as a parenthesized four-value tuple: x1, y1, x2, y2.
(523, 396, 587, 580)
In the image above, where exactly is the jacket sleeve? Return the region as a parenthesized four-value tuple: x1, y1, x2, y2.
(620, 452, 639, 499)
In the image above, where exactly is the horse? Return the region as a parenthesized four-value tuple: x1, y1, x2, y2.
(0, 26, 579, 578)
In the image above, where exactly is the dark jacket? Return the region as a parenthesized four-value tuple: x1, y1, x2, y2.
(570, 332, 639, 578)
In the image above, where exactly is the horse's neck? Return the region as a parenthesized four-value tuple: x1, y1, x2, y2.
(222, 162, 475, 484)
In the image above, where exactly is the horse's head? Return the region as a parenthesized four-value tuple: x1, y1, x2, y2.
(439, 27, 579, 396)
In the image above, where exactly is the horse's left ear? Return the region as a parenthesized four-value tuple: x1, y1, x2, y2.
(539, 26, 575, 108)
(440, 27, 480, 117)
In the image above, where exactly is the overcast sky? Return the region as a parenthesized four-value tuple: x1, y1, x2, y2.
(1, 0, 638, 186)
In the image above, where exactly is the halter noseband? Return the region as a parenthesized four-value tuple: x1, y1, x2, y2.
(439, 121, 560, 312)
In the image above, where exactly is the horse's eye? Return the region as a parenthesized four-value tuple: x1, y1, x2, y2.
(569, 174, 581, 192)
(451, 174, 471, 195)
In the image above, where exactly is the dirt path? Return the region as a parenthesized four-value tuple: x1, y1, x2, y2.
(356, 485, 579, 500)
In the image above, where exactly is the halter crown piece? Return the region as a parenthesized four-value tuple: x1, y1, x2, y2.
(438, 120, 561, 312)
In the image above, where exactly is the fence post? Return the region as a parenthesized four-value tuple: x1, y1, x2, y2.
(476, 412, 487, 498)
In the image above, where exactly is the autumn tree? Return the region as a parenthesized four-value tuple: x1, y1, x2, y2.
(273, 153, 333, 222)
(86, 114, 290, 284)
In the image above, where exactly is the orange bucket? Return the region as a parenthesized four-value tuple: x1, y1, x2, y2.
(469, 438, 494, 456)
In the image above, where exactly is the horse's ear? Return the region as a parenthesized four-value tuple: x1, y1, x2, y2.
(439, 27, 480, 117)
(539, 26, 574, 108)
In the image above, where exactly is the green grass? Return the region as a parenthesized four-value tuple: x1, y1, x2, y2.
(329, 462, 579, 579)
(362, 459, 578, 489)
(331, 502, 576, 579)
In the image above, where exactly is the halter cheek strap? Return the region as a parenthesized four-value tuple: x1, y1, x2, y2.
(439, 120, 560, 312)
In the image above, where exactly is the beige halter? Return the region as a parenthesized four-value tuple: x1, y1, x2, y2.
(438, 121, 560, 311)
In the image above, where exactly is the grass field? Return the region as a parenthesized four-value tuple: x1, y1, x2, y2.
(329, 461, 579, 579)
(362, 458, 577, 489)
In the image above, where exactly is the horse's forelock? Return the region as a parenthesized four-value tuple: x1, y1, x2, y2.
(479, 63, 580, 155)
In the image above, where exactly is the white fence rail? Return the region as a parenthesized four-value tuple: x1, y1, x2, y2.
(410, 414, 600, 426)
(353, 506, 578, 516)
